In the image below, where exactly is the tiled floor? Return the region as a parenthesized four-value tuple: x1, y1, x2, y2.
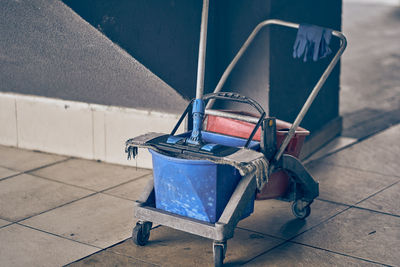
(0, 146, 151, 266)
(68, 124, 400, 266)
(1, 125, 399, 266)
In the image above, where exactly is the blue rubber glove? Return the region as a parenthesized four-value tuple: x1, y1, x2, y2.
(293, 24, 332, 62)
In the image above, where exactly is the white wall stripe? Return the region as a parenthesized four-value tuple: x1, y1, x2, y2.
(0, 92, 185, 169)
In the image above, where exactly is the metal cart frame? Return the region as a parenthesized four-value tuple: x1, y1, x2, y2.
(131, 16, 347, 267)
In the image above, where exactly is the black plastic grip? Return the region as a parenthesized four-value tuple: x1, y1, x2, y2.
(202, 92, 265, 116)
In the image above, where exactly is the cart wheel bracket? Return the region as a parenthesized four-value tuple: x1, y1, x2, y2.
(213, 241, 227, 267)
(132, 221, 153, 246)
(291, 200, 311, 220)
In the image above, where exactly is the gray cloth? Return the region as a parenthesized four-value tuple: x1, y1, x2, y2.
(125, 132, 269, 190)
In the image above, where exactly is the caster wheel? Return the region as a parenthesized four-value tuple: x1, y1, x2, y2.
(213, 242, 226, 267)
(291, 201, 311, 220)
(132, 221, 152, 246)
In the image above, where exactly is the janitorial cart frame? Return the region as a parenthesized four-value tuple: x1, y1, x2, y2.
(126, 1, 347, 266)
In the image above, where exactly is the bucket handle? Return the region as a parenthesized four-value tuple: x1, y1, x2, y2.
(170, 92, 266, 148)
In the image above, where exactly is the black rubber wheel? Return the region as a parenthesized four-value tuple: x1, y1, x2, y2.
(132, 222, 152, 246)
(291, 201, 311, 220)
(213, 244, 225, 267)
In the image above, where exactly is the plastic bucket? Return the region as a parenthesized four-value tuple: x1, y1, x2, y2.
(150, 131, 258, 223)
(205, 112, 309, 157)
(205, 112, 310, 200)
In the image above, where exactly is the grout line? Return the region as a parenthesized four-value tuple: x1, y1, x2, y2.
(305, 122, 400, 167)
(0, 157, 73, 182)
(318, 193, 400, 219)
(235, 226, 288, 242)
(108, 251, 162, 267)
(25, 172, 99, 193)
(64, 239, 161, 267)
(303, 139, 357, 164)
(308, 160, 400, 179)
(288, 240, 393, 266)
(354, 180, 400, 205)
(16, 191, 99, 224)
(0, 222, 14, 230)
(25, 157, 73, 173)
(99, 172, 152, 193)
(12, 172, 152, 224)
(0, 171, 24, 182)
(25, 168, 151, 199)
(241, 206, 352, 265)
(242, 240, 291, 265)
(16, 223, 102, 250)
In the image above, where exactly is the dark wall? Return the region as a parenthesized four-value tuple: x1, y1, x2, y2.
(63, 0, 342, 133)
(213, 0, 271, 112)
(268, 0, 342, 132)
(63, 0, 205, 100)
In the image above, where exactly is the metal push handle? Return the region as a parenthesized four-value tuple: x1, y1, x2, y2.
(206, 19, 347, 162)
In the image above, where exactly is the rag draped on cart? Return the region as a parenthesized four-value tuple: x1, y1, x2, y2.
(125, 132, 269, 191)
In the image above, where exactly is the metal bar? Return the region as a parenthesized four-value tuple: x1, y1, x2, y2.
(199, 18, 346, 161)
(206, 19, 297, 109)
(205, 109, 260, 124)
(195, 0, 209, 100)
(244, 112, 265, 148)
(170, 100, 193, 135)
(217, 172, 257, 238)
(274, 30, 347, 162)
(206, 19, 347, 120)
(137, 178, 155, 204)
(281, 154, 319, 201)
(135, 205, 225, 240)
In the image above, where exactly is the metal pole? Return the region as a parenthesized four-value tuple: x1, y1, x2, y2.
(187, 0, 209, 145)
(274, 30, 347, 162)
(195, 0, 209, 100)
(202, 19, 346, 161)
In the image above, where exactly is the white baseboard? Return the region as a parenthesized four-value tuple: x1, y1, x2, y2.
(0, 92, 185, 169)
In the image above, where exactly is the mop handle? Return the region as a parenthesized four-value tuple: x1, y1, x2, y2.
(195, 0, 209, 100)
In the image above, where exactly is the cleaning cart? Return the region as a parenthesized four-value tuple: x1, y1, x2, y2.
(125, 1, 347, 265)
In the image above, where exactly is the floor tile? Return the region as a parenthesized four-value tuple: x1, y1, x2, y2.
(0, 218, 11, 228)
(0, 224, 99, 267)
(67, 251, 158, 267)
(293, 208, 400, 266)
(32, 158, 150, 191)
(244, 241, 382, 267)
(357, 182, 400, 216)
(110, 226, 283, 267)
(305, 137, 357, 162)
(306, 161, 398, 205)
(21, 193, 135, 248)
(322, 125, 400, 177)
(238, 199, 346, 240)
(0, 145, 66, 172)
(0, 174, 93, 221)
(0, 166, 18, 179)
(104, 174, 152, 201)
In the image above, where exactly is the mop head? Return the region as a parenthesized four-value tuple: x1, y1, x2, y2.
(125, 132, 269, 191)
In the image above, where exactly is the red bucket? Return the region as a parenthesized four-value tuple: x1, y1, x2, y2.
(205, 111, 309, 199)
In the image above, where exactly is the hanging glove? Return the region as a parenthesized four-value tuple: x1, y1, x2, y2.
(293, 24, 333, 62)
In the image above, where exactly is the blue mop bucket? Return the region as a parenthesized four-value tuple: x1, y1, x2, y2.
(150, 131, 259, 223)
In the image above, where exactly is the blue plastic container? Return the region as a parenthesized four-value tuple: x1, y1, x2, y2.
(150, 131, 258, 223)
